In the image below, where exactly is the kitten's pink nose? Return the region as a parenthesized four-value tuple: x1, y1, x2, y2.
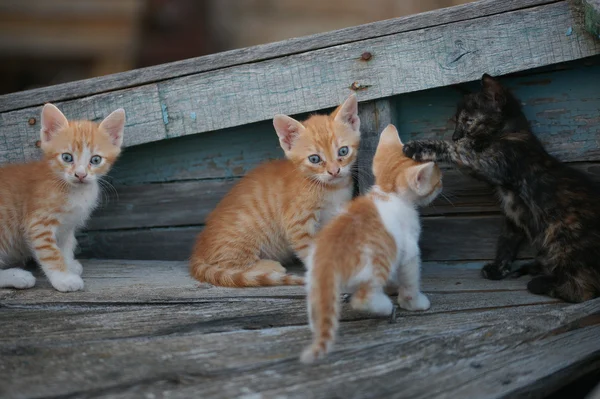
(75, 172, 87, 181)
(327, 168, 341, 177)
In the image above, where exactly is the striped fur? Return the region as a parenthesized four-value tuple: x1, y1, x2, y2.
(190, 95, 361, 287)
(301, 125, 442, 363)
(0, 104, 124, 292)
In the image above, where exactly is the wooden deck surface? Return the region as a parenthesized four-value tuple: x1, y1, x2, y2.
(1, 260, 599, 399)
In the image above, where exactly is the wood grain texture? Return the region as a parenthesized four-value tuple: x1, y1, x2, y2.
(1, 1, 598, 165)
(78, 215, 534, 261)
(88, 179, 238, 230)
(85, 162, 600, 231)
(0, 0, 555, 113)
(356, 98, 398, 193)
(1, 259, 598, 399)
(0, 260, 544, 304)
(99, 60, 600, 189)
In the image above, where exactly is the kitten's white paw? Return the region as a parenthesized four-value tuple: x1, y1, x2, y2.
(48, 272, 84, 292)
(0, 269, 36, 289)
(68, 260, 83, 276)
(398, 292, 430, 311)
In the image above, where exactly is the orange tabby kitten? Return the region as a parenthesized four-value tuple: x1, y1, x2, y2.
(0, 104, 125, 292)
(301, 124, 442, 363)
(190, 95, 361, 287)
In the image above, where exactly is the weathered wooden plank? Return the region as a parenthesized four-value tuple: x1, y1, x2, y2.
(584, 0, 600, 37)
(356, 98, 398, 193)
(1, 1, 598, 165)
(108, 121, 282, 185)
(101, 60, 600, 188)
(1, 299, 597, 399)
(0, 290, 558, 347)
(78, 214, 532, 261)
(77, 226, 202, 261)
(87, 162, 600, 232)
(0, 0, 556, 113)
(88, 179, 237, 230)
(0, 260, 538, 305)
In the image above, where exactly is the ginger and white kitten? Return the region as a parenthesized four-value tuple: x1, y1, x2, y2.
(190, 95, 361, 287)
(301, 124, 442, 363)
(0, 104, 125, 292)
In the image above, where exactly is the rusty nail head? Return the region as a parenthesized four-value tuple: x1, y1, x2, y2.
(361, 52, 372, 61)
(28, 117, 36, 125)
(35, 140, 41, 148)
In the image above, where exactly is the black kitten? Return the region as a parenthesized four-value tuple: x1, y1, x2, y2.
(403, 74, 600, 303)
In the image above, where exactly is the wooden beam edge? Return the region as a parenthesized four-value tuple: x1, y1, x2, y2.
(0, 0, 558, 113)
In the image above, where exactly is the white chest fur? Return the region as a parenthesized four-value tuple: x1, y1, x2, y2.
(373, 190, 421, 265)
(319, 184, 353, 227)
(58, 183, 100, 234)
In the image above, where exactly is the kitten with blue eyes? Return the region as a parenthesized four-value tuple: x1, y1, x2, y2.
(190, 95, 360, 287)
(0, 103, 125, 292)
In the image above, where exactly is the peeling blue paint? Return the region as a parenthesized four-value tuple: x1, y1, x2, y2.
(190, 112, 197, 121)
(566, 26, 573, 36)
(161, 103, 169, 125)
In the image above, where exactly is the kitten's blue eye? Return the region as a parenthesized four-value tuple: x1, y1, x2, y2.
(61, 153, 73, 163)
(308, 154, 321, 164)
(465, 118, 474, 126)
(338, 146, 349, 156)
(90, 155, 102, 165)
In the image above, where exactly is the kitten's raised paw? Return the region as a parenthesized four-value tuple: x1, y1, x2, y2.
(402, 142, 421, 160)
(398, 292, 430, 311)
(68, 260, 84, 276)
(0, 269, 36, 289)
(481, 262, 511, 280)
(48, 272, 84, 292)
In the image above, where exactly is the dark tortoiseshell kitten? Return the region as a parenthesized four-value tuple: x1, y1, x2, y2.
(403, 74, 600, 303)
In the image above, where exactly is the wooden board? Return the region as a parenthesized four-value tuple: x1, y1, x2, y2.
(85, 162, 600, 233)
(0, 260, 543, 304)
(1, 1, 599, 164)
(77, 215, 537, 261)
(0, 0, 556, 113)
(95, 59, 600, 189)
(1, 259, 599, 399)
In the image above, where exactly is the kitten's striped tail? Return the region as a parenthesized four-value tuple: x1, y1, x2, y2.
(189, 260, 304, 287)
(300, 265, 340, 364)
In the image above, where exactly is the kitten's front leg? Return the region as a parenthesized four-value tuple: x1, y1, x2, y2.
(288, 211, 318, 264)
(395, 255, 430, 311)
(61, 231, 83, 276)
(28, 223, 84, 292)
(481, 217, 525, 280)
(403, 140, 454, 163)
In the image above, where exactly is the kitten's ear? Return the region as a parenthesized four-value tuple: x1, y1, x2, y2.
(99, 108, 126, 147)
(273, 114, 305, 152)
(40, 103, 69, 143)
(407, 162, 436, 196)
(334, 94, 360, 133)
(378, 124, 402, 147)
(481, 73, 506, 109)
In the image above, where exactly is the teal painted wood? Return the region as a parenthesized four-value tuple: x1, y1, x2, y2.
(108, 59, 600, 187)
(110, 121, 282, 185)
(394, 58, 600, 162)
